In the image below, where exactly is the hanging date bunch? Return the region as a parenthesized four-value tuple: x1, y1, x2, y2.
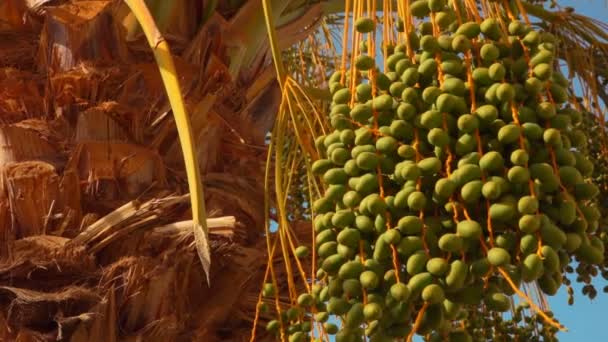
(263, 0, 606, 341)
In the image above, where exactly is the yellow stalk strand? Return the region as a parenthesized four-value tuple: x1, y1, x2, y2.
(497, 268, 566, 331)
(281, 145, 301, 207)
(124, 0, 210, 282)
(278, 92, 301, 303)
(407, 302, 429, 342)
(464, 0, 482, 22)
(287, 78, 328, 135)
(515, 0, 531, 25)
(382, 0, 389, 71)
(278, 82, 327, 295)
(341, 0, 352, 83)
(349, 0, 362, 105)
(262, 0, 286, 89)
(260, 94, 288, 341)
(249, 235, 280, 342)
(388, 0, 395, 45)
(480, 0, 489, 17)
(305, 168, 319, 282)
(284, 222, 312, 293)
(287, 78, 329, 137)
(270, 251, 287, 342)
(396, 0, 404, 45)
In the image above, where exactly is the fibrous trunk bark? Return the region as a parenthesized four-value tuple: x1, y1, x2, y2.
(0, 0, 305, 341)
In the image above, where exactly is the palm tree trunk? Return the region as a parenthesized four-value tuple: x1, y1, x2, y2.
(0, 0, 319, 340)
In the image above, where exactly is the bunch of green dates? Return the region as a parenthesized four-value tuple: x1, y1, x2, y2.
(265, 0, 604, 341)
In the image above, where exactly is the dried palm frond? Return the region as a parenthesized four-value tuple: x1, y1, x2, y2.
(0, 0, 340, 340)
